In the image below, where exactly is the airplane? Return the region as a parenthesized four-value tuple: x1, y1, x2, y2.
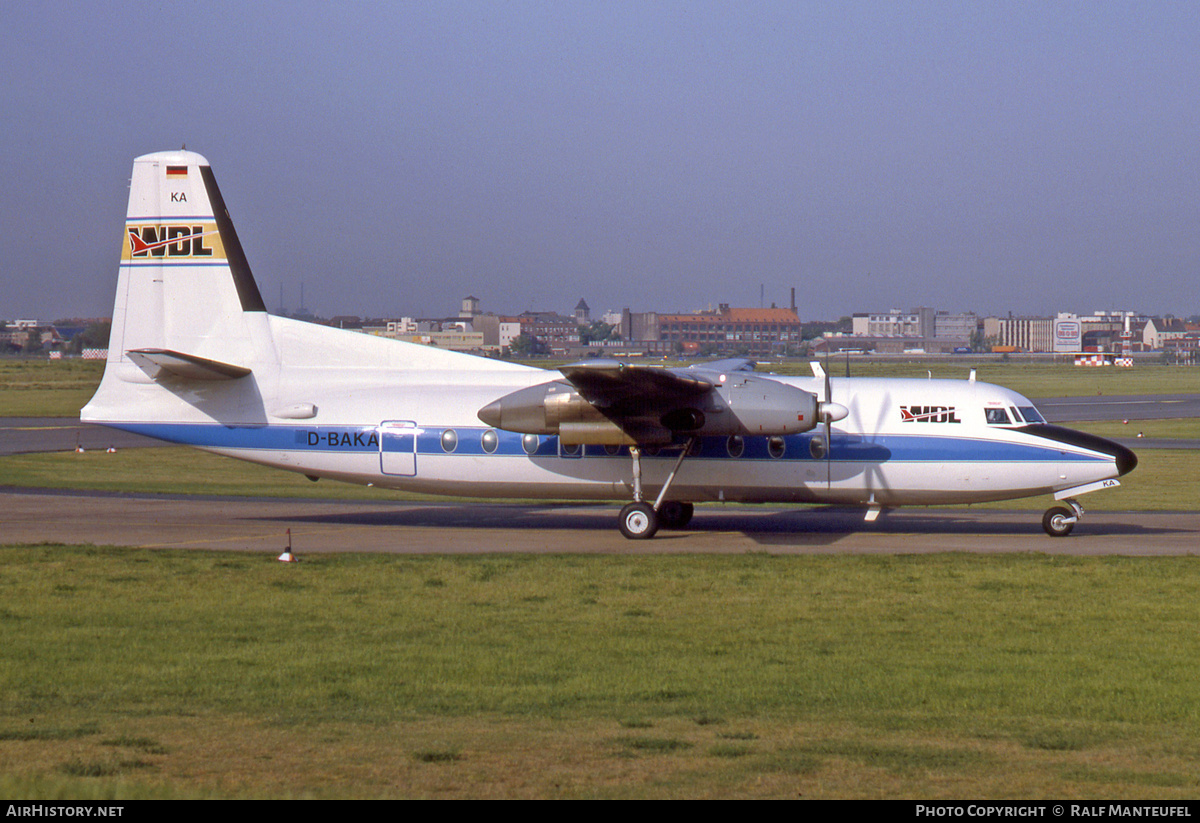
(82, 150, 1137, 539)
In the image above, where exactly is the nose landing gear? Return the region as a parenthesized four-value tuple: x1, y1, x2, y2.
(1043, 498, 1084, 537)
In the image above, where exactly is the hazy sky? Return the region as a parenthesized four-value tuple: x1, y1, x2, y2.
(2, 1, 1197, 322)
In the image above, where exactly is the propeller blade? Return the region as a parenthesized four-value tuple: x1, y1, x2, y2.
(824, 359, 832, 487)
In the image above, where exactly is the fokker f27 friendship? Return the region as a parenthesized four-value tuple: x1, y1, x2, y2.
(83, 151, 1137, 539)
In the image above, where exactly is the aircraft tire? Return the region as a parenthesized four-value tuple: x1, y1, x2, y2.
(657, 501, 694, 530)
(619, 502, 659, 540)
(1042, 506, 1075, 537)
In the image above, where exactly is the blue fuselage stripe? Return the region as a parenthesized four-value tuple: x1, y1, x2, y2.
(106, 422, 1114, 464)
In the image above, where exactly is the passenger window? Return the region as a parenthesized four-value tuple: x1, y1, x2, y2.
(768, 436, 786, 459)
(985, 408, 1011, 425)
(726, 435, 744, 458)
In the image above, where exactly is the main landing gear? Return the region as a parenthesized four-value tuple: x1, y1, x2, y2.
(1042, 498, 1084, 537)
(618, 439, 696, 540)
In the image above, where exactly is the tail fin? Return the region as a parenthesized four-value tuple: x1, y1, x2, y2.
(84, 151, 278, 423)
(109, 150, 269, 363)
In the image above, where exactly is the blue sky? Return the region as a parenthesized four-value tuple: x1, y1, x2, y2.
(2, 1, 1197, 322)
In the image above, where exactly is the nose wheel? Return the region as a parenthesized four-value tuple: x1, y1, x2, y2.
(1042, 499, 1083, 537)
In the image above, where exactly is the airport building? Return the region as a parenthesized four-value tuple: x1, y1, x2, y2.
(652, 304, 804, 356)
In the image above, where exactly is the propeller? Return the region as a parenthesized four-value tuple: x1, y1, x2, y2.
(823, 358, 832, 485)
(817, 354, 849, 487)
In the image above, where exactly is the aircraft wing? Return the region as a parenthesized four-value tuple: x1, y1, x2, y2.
(687, 357, 755, 374)
(559, 360, 712, 411)
(552, 360, 711, 444)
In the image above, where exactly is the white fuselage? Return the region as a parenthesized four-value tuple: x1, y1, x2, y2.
(84, 317, 1125, 507)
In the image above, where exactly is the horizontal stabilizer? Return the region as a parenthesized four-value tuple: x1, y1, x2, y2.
(126, 348, 252, 381)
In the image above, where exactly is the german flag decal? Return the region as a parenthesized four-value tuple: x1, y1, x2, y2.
(166, 165, 188, 177)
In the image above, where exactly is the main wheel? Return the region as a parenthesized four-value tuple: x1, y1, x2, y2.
(657, 501, 694, 530)
(1042, 506, 1075, 537)
(619, 502, 659, 540)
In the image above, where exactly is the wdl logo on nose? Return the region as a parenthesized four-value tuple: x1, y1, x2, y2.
(900, 405, 961, 423)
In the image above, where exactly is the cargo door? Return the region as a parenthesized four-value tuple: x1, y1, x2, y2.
(379, 420, 417, 476)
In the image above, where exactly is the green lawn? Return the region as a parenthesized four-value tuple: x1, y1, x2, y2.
(2, 547, 1200, 798)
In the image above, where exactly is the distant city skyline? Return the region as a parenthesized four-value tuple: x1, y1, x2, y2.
(3, 2, 1197, 322)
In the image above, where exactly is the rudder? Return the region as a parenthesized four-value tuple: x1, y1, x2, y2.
(83, 151, 277, 424)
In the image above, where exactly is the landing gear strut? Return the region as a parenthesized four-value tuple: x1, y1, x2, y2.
(619, 439, 696, 540)
(1042, 498, 1083, 537)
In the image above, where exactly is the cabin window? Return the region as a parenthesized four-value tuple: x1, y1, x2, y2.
(440, 429, 458, 453)
(560, 441, 580, 456)
(481, 429, 498, 454)
(984, 408, 1011, 425)
(604, 444, 622, 456)
(726, 435, 744, 458)
(768, 436, 786, 459)
(1018, 406, 1045, 423)
(809, 435, 826, 460)
(522, 434, 539, 455)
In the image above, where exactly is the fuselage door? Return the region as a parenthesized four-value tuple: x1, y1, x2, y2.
(379, 420, 418, 476)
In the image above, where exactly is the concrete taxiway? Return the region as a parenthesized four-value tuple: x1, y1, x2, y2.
(0, 418, 159, 456)
(1037, 393, 1200, 422)
(2, 489, 1196, 555)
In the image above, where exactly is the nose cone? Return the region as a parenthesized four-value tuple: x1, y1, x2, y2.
(1111, 440, 1138, 476)
(819, 401, 849, 424)
(1022, 424, 1137, 476)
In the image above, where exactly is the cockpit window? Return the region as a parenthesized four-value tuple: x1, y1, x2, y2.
(1018, 406, 1045, 423)
(1009, 406, 1024, 423)
(985, 408, 1011, 425)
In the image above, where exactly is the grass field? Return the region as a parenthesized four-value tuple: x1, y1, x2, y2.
(2, 547, 1200, 799)
(0, 360, 105, 418)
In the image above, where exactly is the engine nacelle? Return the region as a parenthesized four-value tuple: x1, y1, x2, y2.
(477, 380, 633, 436)
(478, 373, 822, 444)
(694, 374, 820, 436)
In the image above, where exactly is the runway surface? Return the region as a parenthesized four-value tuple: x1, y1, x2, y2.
(1037, 393, 1200, 422)
(2, 489, 1196, 555)
(0, 417, 160, 456)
